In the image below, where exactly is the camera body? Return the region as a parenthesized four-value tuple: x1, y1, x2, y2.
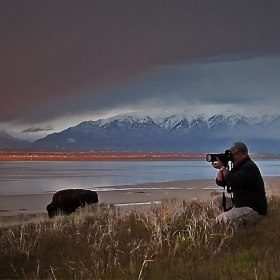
(206, 149, 233, 167)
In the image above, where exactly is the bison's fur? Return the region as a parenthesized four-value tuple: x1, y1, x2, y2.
(46, 189, 99, 218)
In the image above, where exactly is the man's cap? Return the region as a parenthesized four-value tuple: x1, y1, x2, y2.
(228, 141, 248, 153)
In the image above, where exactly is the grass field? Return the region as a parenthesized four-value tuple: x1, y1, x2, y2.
(1, 197, 280, 279)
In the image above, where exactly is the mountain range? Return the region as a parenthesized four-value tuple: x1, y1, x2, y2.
(0, 131, 31, 150)
(2, 112, 280, 152)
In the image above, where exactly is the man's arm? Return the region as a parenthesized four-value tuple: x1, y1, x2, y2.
(214, 164, 228, 186)
(220, 166, 229, 178)
(211, 157, 231, 187)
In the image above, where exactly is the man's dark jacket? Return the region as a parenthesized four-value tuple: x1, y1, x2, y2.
(216, 155, 267, 215)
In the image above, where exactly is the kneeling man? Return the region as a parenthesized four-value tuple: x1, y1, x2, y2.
(211, 141, 267, 224)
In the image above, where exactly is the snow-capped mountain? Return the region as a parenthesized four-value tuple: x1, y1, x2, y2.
(31, 112, 280, 152)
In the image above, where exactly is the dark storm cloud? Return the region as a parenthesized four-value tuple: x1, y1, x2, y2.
(1, 0, 280, 123)
(22, 126, 54, 133)
(155, 56, 280, 105)
(77, 55, 280, 111)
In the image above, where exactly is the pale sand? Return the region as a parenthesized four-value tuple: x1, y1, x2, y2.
(0, 177, 280, 225)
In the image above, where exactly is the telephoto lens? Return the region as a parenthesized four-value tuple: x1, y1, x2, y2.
(205, 150, 233, 166)
(205, 153, 219, 162)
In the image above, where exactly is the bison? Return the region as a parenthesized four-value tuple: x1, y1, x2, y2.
(46, 189, 99, 218)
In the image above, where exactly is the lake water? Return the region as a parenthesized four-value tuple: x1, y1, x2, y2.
(0, 159, 280, 195)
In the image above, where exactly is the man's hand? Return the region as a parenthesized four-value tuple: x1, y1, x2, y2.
(211, 157, 224, 169)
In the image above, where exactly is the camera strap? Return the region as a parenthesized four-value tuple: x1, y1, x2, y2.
(222, 163, 234, 212)
(222, 189, 234, 212)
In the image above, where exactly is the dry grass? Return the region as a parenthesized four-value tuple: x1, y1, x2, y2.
(1, 197, 280, 279)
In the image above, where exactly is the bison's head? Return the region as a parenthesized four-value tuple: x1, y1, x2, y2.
(46, 203, 55, 218)
(83, 190, 99, 204)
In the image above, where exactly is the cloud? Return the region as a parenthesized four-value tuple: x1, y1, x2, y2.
(0, 0, 280, 125)
(82, 55, 280, 113)
(22, 126, 54, 133)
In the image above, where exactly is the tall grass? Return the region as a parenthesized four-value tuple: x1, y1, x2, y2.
(1, 197, 280, 279)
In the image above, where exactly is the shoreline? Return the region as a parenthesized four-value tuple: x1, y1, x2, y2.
(0, 179, 219, 215)
(0, 176, 280, 225)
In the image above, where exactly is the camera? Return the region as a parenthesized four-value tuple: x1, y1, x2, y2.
(205, 149, 233, 166)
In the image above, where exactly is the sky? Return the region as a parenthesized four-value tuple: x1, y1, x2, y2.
(1, 0, 280, 141)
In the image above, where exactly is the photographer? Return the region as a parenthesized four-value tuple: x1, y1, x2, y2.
(211, 141, 267, 224)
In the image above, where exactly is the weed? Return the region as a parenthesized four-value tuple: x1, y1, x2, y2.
(0, 197, 280, 279)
